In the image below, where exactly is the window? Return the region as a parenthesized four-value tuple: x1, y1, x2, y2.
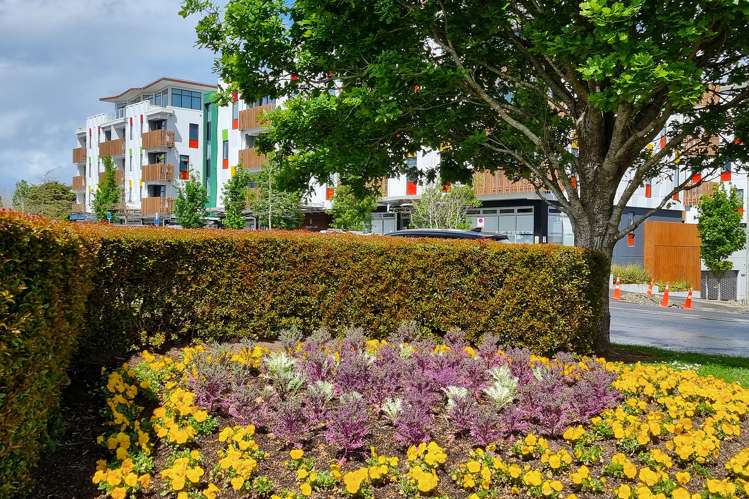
(171, 88, 202, 110)
(205, 123, 211, 142)
(244, 135, 256, 148)
(222, 140, 229, 169)
(179, 155, 190, 180)
(154, 89, 168, 107)
(189, 123, 199, 148)
(232, 102, 239, 129)
(128, 181, 132, 203)
(147, 184, 165, 198)
(104, 129, 112, 141)
(129, 152, 132, 171)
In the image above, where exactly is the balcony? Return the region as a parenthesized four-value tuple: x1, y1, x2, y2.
(98, 169, 125, 185)
(99, 139, 125, 157)
(141, 197, 174, 216)
(472, 170, 538, 196)
(72, 176, 85, 191)
(72, 147, 86, 165)
(683, 180, 718, 207)
(142, 129, 175, 149)
(71, 202, 85, 213)
(141, 163, 175, 182)
(238, 148, 267, 169)
(239, 103, 275, 130)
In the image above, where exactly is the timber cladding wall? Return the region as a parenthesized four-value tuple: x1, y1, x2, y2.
(643, 220, 701, 289)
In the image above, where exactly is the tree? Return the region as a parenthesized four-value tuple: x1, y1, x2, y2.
(174, 175, 208, 228)
(329, 184, 378, 231)
(183, 0, 749, 349)
(223, 168, 253, 229)
(247, 162, 303, 229)
(11, 180, 31, 212)
(411, 184, 480, 230)
(92, 156, 122, 221)
(11, 179, 75, 220)
(697, 185, 746, 274)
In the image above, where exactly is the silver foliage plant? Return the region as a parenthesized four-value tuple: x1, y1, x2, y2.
(483, 365, 518, 408)
(263, 351, 306, 395)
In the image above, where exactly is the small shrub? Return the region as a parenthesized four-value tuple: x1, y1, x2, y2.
(611, 264, 651, 284)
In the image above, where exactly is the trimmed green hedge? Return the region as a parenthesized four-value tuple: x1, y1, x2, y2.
(80, 226, 607, 361)
(0, 213, 93, 495)
(0, 212, 607, 493)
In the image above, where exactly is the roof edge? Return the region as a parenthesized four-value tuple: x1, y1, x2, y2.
(99, 77, 217, 102)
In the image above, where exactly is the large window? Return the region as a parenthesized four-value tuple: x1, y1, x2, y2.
(222, 140, 229, 169)
(171, 88, 202, 110)
(153, 89, 168, 107)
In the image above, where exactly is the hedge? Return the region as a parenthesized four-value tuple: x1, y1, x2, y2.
(0, 212, 607, 493)
(0, 213, 93, 495)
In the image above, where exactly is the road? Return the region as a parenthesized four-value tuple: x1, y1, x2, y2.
(610, 301, 749, 356)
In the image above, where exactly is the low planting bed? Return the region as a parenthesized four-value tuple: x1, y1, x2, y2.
(93, 330, 749, 498)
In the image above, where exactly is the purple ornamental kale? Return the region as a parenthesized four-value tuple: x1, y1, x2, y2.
(324, 393, 370, 456)
(468, 405, 504, 447)
(447, 395, 478, 434)
(226, 383, 275, 428)
(333, 350, 371, 395)
(271, 398, 309, 446)
(394, 402, 434, 445)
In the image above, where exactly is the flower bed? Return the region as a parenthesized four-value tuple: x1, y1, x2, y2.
(92, 330, 749, 498)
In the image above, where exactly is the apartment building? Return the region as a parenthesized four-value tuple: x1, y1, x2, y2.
(72, 78, 216, 218)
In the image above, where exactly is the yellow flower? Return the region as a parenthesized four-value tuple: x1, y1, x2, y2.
(675, 471, 690, 485)
(203, 483, 220, 499)
(231, 476, 245, 491)
(124, 472, 138, 487)
(466, 460, 481, 474)
(290, 448, 305, 460)
(671, 488, 690, 499)
(186, 466, 204, 483)
(110, 487, 127, 499)
(615, 484, 631, 498)
(297, 468, 309, 480)
(523, 469, 543, 487)
(300, 482, 312, 496)
(343, 468, 368, 494)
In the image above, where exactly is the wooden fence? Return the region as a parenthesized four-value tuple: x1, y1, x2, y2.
(642, 220, 701, 290)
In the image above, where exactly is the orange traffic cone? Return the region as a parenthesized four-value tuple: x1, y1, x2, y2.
(613, 276, 622, 300)
(659, 283, 670, 308)
(646, 280, 654, 297)
(682, 288, 693, 310)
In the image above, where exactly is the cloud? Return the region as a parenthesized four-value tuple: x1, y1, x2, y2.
(0, 0, 217, 195)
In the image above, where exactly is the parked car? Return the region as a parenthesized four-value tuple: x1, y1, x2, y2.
(384, 228, 509, 241)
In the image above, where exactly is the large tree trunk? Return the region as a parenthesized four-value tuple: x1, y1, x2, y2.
(570, 197, 618, 354)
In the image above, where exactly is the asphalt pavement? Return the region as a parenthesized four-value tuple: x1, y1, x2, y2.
(610, 300, 749, 356)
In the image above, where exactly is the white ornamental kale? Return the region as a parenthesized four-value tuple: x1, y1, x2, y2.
(381, 397, 403, 423)
(263, 351, 305, 394)
(308, 380, 335, 401)
(443, 385, 469, 411)
(483, 365, 518, 408)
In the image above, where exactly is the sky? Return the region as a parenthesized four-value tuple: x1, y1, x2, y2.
(0, 0, 217, 204)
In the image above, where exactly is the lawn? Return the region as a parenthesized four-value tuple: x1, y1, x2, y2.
(610, 343, 749, 387)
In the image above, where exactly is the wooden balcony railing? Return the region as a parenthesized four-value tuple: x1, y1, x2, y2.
(141, 163, 175, 182)
(142, 129, 175, 149)
(239, 148, 268, 169)
(71, 203, 85, 213)
(99, 139, 125, 157)
(141, 197, 174, 216)
(72, 176, 85, 191)
(72, 147, 86, 164)
(239, 103, 275, 130)
(683, 180, 718, 207)
(472, 170, 538, 196)
(99, 169, 125, 185)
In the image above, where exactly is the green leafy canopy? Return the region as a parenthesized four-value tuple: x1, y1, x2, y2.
(174, 175, 208, 228)
(697, 185, 747, 273)
(329, 184, 378, 231)
(92, 156, 122, 222)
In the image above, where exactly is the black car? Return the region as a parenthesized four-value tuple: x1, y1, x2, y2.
(384, 228, 509, 241)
